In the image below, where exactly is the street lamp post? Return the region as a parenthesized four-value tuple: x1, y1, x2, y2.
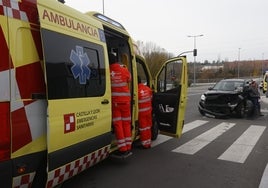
(262, 53, 264, 76)
(188, 34, 203, 86)
(238, 48, 241, 78)
(102, 0, 105, 14)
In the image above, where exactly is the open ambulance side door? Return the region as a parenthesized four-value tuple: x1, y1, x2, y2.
(153, 57, 188, 138)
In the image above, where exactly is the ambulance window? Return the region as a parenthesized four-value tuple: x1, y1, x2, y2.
(42, 29, 106, 99)
(157, 60, 182, 92)
(136, 59, 150, 86)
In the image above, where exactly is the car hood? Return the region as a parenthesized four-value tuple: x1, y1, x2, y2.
(204, 90, 240, 95)
(202, 90, 243, 104)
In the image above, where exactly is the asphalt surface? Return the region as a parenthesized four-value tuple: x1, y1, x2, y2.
(62, 86, 268, 188)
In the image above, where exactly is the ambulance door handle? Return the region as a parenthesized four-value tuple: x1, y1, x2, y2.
(101, 99, 109, 104)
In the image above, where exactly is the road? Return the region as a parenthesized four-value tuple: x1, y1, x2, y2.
(63, 85, 268, 188)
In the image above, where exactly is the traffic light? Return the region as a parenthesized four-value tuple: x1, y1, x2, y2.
(193, 49, 197, 56)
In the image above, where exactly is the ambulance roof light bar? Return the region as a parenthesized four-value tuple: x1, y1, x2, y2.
(94, 13, 125, 30)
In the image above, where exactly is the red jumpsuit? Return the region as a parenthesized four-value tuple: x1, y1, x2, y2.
(138, 83, 153, 148)
(110, 63, 132, 152)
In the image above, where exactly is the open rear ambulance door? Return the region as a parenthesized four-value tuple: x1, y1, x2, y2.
(153, 57, 188, 138)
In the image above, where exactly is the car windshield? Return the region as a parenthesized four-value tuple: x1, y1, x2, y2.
(213, 80, 244, 91)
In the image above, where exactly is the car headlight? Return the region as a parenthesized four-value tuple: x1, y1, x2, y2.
(200, 94, 206, 101)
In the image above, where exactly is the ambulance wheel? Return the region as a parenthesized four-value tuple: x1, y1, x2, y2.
(151, 114, 159, 141)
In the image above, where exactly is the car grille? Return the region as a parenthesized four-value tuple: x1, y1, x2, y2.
(205, 94, 238, 105)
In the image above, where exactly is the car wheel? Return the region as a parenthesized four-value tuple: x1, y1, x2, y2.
(245, 100, 254, 118)
(236, 103, 246, 118)
(151, 114, 159, 141)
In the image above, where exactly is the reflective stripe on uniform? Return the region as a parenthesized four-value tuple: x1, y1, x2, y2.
(122, 116, 131, 121)
(112, 92, 131, 97)
(125, 137, 132, 142)
(117, 138, 126, 144)
(112, 117, 122, 122)
(142, 139, 151, 145)
(111, 82, 128, 87)
(139, 107, 151, 112)
(139, 98, 151, 103)
(117, 138, 127, 148)
(125, 137, 132, 146)
(139, 127, 151, 131)
(117, 142, 127, 148)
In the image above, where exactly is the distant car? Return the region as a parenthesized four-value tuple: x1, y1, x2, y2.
(198, 79, 252, 118)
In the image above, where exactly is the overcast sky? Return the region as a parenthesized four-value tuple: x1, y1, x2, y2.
(65, 0, 268, 63)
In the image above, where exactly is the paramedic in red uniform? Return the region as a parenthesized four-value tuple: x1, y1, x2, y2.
(138, 76, 153, 149)
(109, 53, 132, 156)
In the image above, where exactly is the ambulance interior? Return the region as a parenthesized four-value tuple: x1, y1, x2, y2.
(104, 27, 133, 92)
(103, 27, 137, 146)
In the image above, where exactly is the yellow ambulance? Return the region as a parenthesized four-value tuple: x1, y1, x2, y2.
(0, 0, 188, 187)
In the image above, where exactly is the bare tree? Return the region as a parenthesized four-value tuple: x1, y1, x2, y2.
(136, 41, 171, 77)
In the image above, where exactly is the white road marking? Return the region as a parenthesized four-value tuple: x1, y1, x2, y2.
(152, 119, 268, 186)
(218, 125, 266, 163)
(151, 120, 209, 147)
(151, 135, 172, 147)
(259, 163, 268, 188)
(182, 120, 208, 134)
(172, 122, 235, 155)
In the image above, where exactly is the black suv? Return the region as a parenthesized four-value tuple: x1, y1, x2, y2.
(198, 79, 251, 118)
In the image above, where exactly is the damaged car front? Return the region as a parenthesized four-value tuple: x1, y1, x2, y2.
(198, 79, 248, 118)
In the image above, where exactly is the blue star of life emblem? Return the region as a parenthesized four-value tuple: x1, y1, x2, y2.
(70, 45, 91, 84)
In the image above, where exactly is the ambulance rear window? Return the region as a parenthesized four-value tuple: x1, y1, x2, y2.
(42, 29, 106, 99)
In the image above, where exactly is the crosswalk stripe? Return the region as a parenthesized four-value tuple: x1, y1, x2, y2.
(152, 120, 209, 147)
(151, 135, 172, 147)
(182, 120, 208, 134)
(259, 163, 268, 188)
(172, 122, 235, 155)
(218, 125, 266, 163)
(152, 120, 265, 163)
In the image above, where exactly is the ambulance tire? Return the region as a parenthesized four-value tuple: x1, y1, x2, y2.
(151, 114, 159, 141)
